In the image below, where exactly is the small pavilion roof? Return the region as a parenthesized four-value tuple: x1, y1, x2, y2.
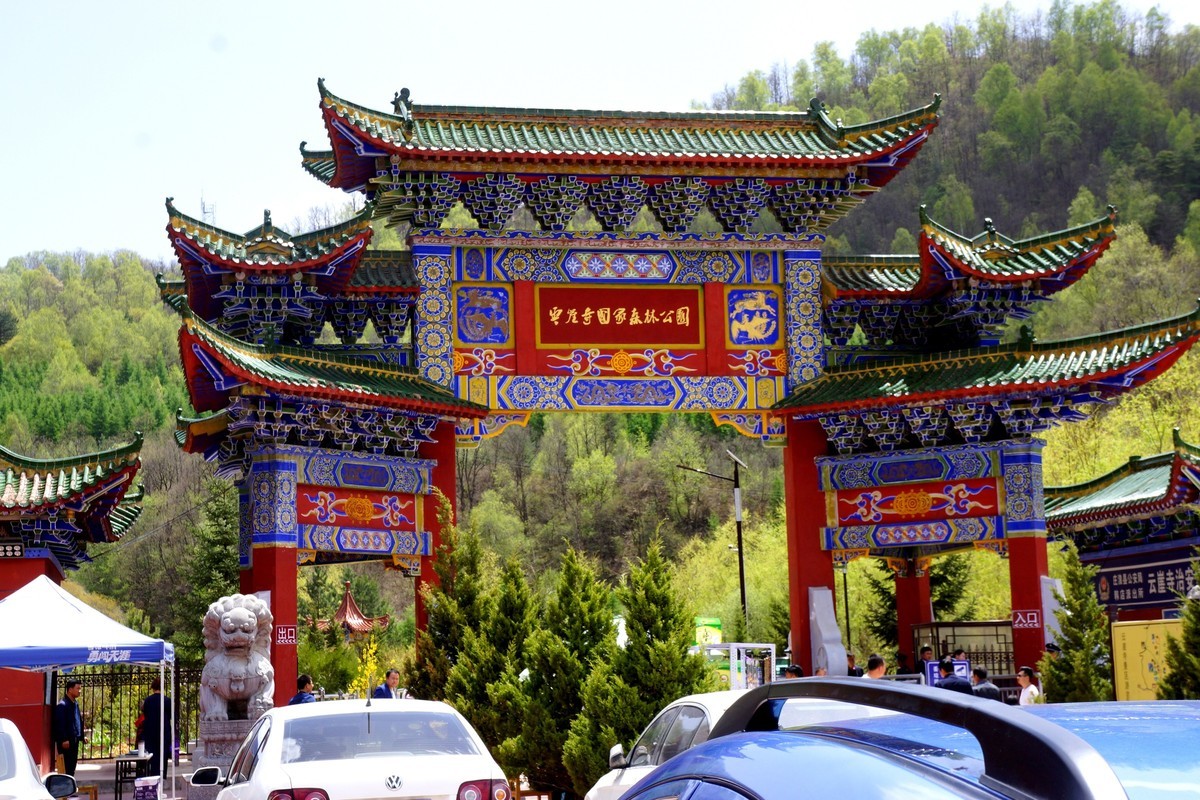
(310, 79, 941, 191)
(823, 207, 1118, 301)
(1045, 429, 1200, 531)
(166, 197, 375, 268)
(177, 308, 487, 418)
(313, 581, 390, 635)
(775, 304, 1200, 415)
(165, 199, 376, 320)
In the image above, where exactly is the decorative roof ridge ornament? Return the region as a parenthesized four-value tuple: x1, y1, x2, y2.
(244, 208, 297, 257)
(391, 87, 415, 141)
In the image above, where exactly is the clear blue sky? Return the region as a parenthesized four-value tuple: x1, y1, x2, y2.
(2, 0, 1196, 264)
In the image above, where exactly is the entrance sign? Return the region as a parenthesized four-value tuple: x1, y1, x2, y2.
(1012, 610, 1041, 629)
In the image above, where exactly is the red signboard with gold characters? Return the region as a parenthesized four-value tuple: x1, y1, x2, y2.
(535, 284, 703, 348)
(296, 485, 418, 532)
(833, 477, 1000, 526)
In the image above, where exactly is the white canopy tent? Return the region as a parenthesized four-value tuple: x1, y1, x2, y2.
(0, 575, 177, 795)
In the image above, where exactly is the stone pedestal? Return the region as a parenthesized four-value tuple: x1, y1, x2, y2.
(188, 720, 255, 800)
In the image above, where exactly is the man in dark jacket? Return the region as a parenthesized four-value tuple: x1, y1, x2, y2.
(970, 666, 1003, 701)
(289, 674, 316, 705)
(52, 679, 84, 775)
(934, 658, 973, 695)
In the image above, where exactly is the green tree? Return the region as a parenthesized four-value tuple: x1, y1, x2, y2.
(1157, 560, 1200, 700)
(445, 558, 537, 748)
(493, 548, 613, 798)
(0, 309, 16, 347)
(1039, 541, 1113, 702)
(172, 477, 240, 663)
(400, 492, 488, 700)
(930, 175, 976, 234)
(563, 539, 717, 795)
(732, 71, 770, 110)
(862, 553, 975, 647)
(1067, 186, 1101, 226)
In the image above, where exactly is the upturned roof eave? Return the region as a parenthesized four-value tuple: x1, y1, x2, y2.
(316, 80, 938, 175)
(774, 303, 1200, 414)
(178, 313, 488, 419)
(166, 199, 376, 271)
(0, 434, 144, 474)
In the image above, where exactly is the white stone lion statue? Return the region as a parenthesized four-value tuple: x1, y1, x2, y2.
(199, 594, 275, 721)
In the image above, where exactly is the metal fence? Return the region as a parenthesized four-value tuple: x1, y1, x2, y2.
(57, 665, 203, 761)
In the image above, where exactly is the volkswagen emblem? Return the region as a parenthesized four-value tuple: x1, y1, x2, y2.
(385, 775, 404, 791)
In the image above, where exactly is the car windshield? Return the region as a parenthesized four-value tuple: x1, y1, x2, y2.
(281, 711, 479, 762)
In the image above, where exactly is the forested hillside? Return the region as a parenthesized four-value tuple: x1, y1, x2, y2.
(705, 0, 1200, 257)
(2, 0, 1199, 670)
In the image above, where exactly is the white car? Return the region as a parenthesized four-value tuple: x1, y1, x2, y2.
(0, 717, 76, 799)
(584, 690, 746, 800)
(190, 698, 511, 800)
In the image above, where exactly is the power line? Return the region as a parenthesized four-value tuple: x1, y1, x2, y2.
(90, 501, 204, 560)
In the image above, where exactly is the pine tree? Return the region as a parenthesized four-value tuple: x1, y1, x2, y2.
(445, 558, 537, 748)
(1039, 540, 1113, 702)
(493, 548, 613, 798)
(172, 477, 240, 663)
(862, 554, 975, 646)
(1157, 561, 1200, 700)
(563, 539, 717, 796)
(400, 491, 489, 700)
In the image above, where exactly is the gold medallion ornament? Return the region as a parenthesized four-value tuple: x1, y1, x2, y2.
(609, 350, 634, 375)
(892, 491, 934, 516)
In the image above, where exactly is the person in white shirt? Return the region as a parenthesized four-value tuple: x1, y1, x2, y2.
(864, 653, 887, 679)
(1017, 666, 1041, 705)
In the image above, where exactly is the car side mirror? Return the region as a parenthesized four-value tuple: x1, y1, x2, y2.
(45, 774, 76, 799)
(190, 766, 225, 786)
(608, 742, 627, 769)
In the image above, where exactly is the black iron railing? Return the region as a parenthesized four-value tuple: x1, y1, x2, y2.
(56, 665, 202, 761)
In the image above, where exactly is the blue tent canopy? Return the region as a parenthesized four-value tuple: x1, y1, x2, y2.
(0, 575, 174, 670)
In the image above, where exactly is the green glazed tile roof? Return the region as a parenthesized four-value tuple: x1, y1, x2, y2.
(166, 197, 375, 267)
(180, 309, 486, 417)
(109, 486, 144, 539)
(822, 255, 921, 294)
(822, 208, 1117, 297)
(776, 305, 1200, 413)
(348, 250, 417, 291)
(919, 205, 1117, 281)
(318, 79, 941, 164)
(175, 408, 229, 453)
(300, 143, 337, 183)
(157, 275, 188, 310)
(1045, 430, 1200, 526)
(0, 435, 143, 512)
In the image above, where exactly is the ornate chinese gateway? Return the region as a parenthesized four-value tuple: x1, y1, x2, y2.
(162, 80, 1200, 689)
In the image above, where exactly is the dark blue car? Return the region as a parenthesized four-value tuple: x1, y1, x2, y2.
(619, 678, 1200, 800)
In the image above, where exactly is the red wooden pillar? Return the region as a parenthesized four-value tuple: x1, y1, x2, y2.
(783, 417, 834, 677)
(243, 459, 298, 710)
(1003, 440, 1050, 675)
(1008, 536, 1050, 672)
(0, 558, 58, 772)
(895, 563, 933, 666)
(250, 545, 297, 710)
(417, 420, 457, 631)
